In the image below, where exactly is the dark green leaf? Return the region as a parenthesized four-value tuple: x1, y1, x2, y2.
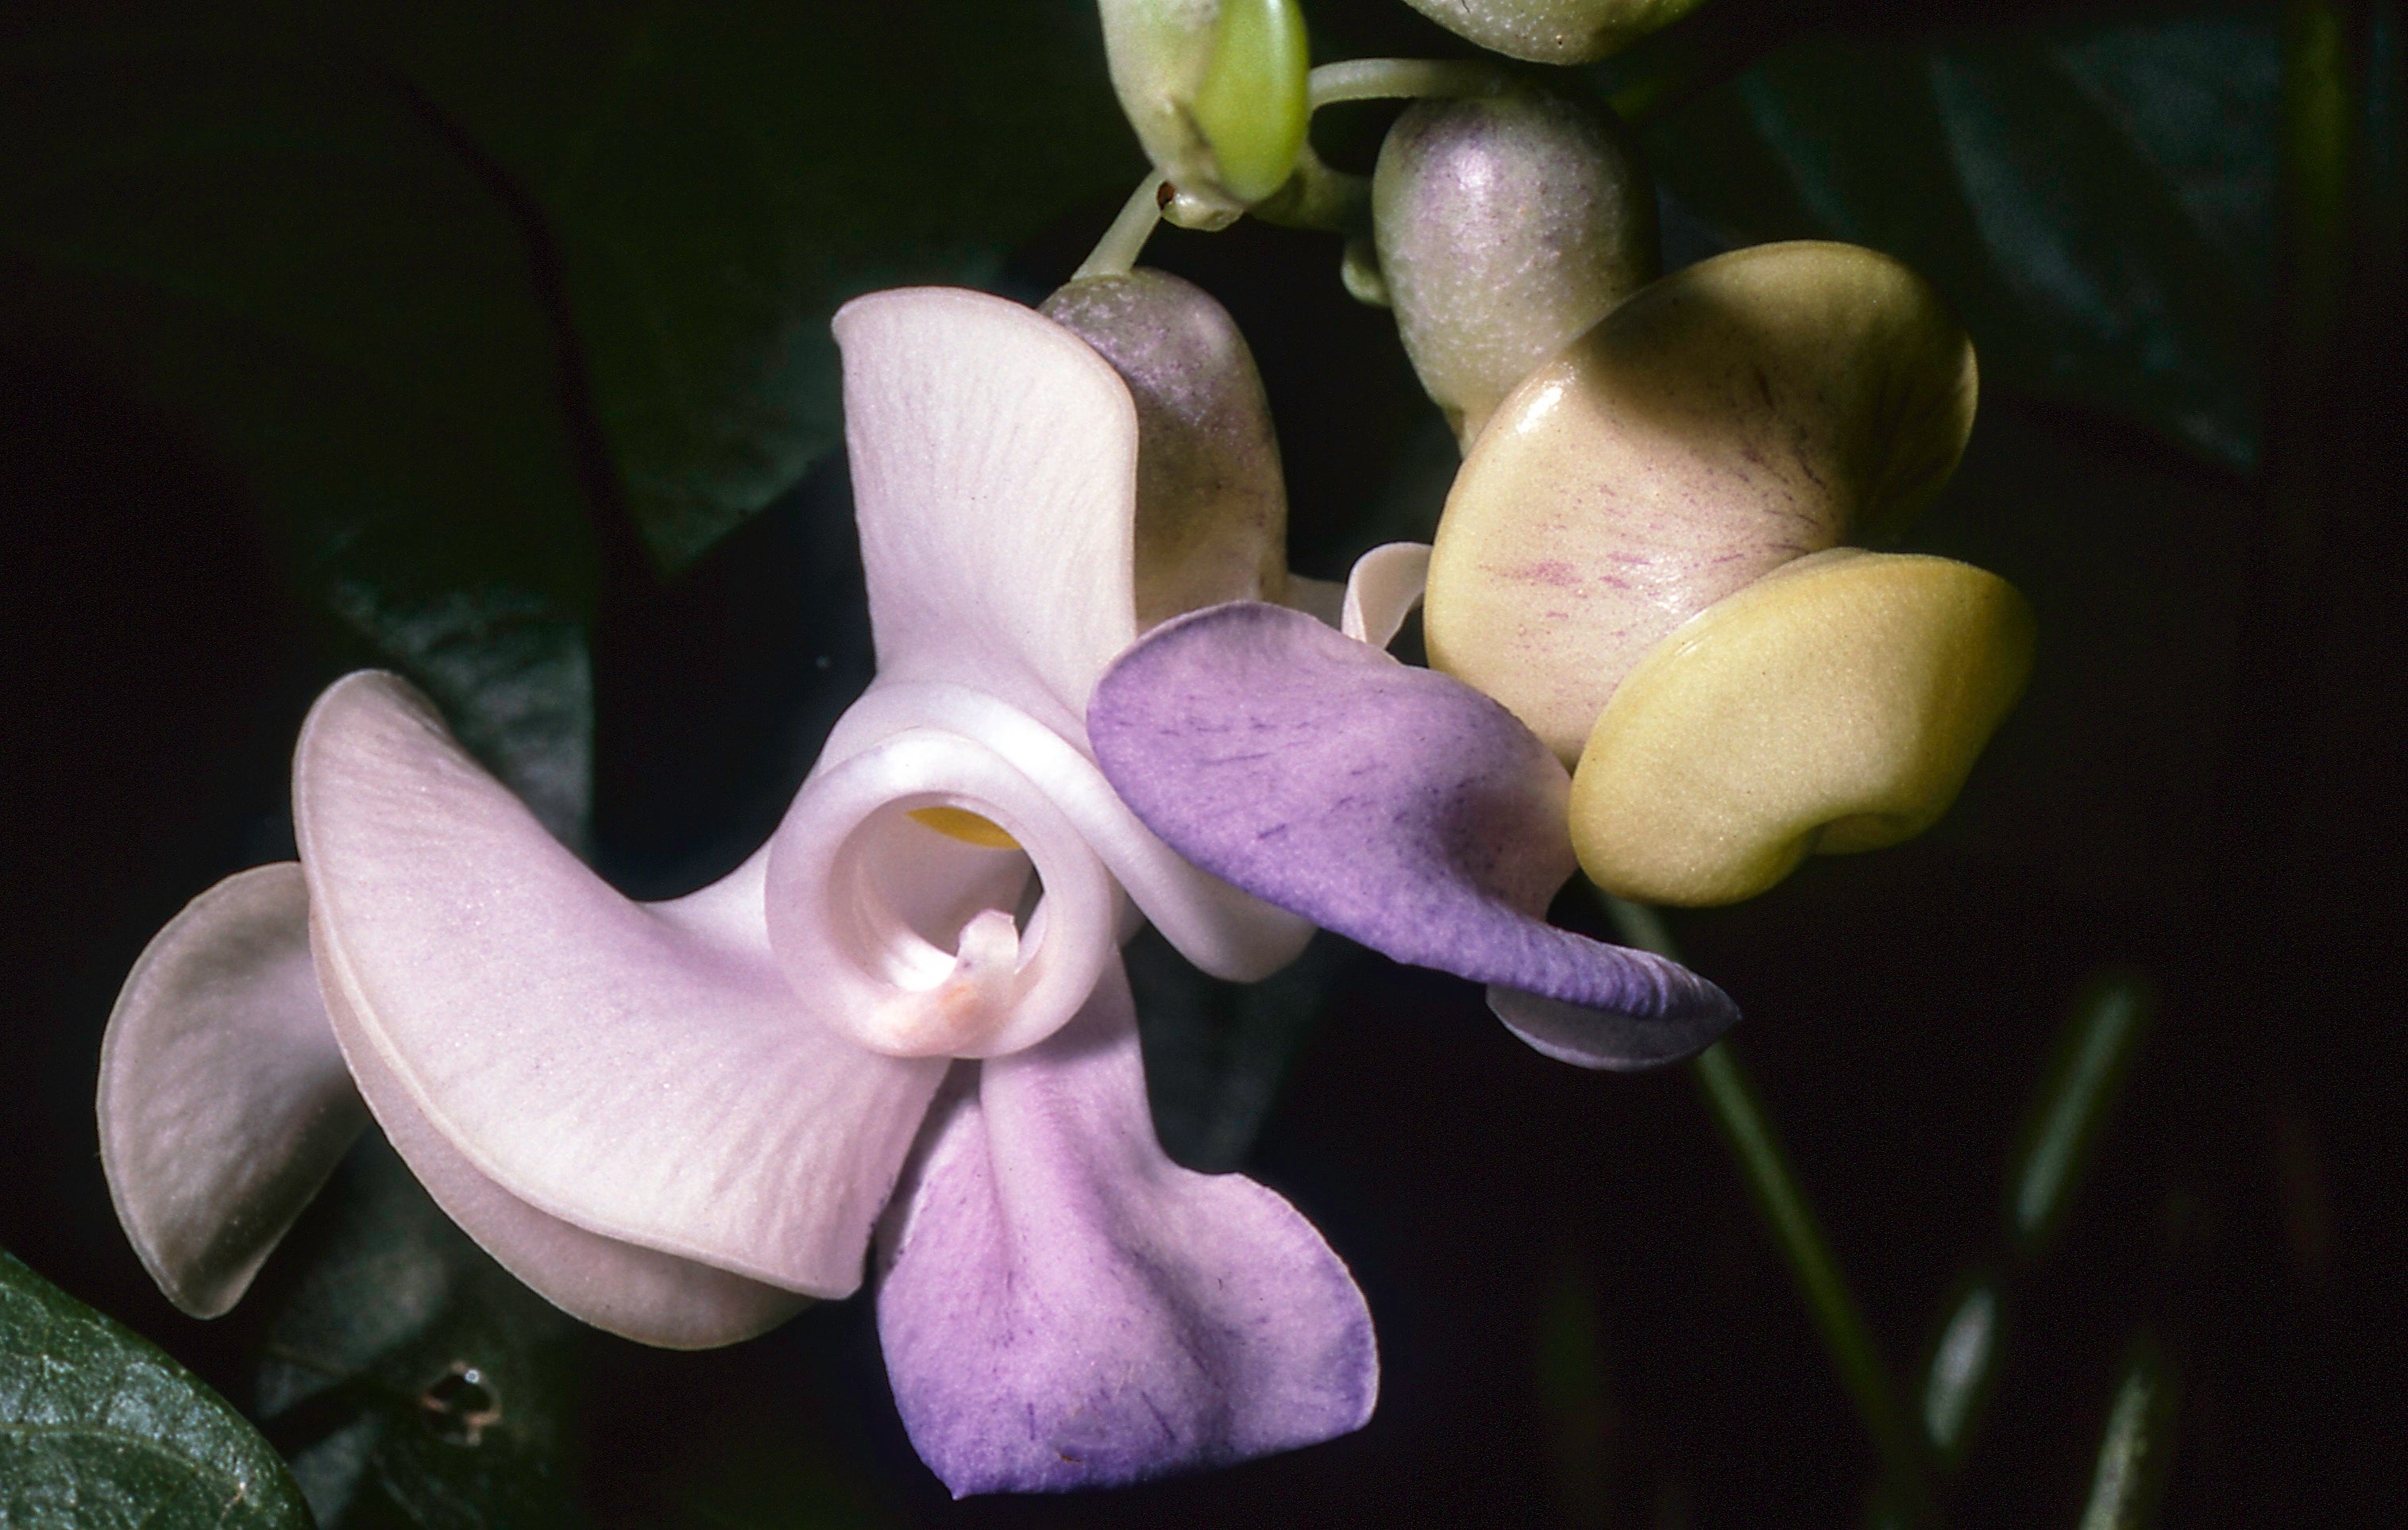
(235, 0, 1143, 573)
(1642, 14, 2279, 468)
(521, 2, 1141, 572)
(253, 1141, 581, 1530)
(0, 30, 598, 839)
(0, 1247, 312, 1530)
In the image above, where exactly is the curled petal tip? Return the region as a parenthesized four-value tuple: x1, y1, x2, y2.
(1489, 977, 1736, 1073)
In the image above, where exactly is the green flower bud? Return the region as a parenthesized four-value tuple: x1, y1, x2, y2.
(1043, 269, 1289, 628)
(1372, 85, 1658, 451)
(1099, 0, 1310, 217)
(1398, 0, 1707, 65)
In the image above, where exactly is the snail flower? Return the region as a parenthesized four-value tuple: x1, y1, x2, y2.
(98, 287, 1375, 1496)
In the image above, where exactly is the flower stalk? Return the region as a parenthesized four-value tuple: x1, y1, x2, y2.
(1074, 175, 1171, 281)
(1605, 896, 1940, 1525)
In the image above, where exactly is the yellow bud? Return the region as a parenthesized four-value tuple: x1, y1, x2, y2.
(1568, 549, 2035, 906)
(1425, 241, 1978, 763)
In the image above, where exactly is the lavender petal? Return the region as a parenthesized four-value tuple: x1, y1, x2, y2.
(877, 957, 1376, 1496)
(1088, 602, 1735, 1035)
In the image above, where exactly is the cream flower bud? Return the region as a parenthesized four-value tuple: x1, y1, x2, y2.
(1425, 241, 1978, 763)
(1569, 549, 2035, 906)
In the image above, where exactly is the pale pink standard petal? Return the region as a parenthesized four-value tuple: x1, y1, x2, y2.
(295, 672, 947, 1301)
(877, 957, 1376, 1496)
(835, 288, 1141, 742)
(311, 919, 808, 1348)
(98, 863, 366, 1318)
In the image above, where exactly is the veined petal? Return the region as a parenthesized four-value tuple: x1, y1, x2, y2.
(1486, 984, 1731, 1072)
(1340, 541, 1431, 650)
(1426, 241, 1978, 761)
(877, 957, 1376, 1496)
(315, 927, 805, 1347)
(98, 864, 366, 1319)
(1089, 603, 1734, 1036)
(820, 681, 1313, 985)
(835, 287, 1141, 743)
(295, 672, 947, 1301)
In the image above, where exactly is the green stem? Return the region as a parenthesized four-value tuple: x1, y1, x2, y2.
(2232, 0, 2367, 894)
(1250, 141, 1370, 233)
(2078, 1334, 2179, 1530)
(1306, 57, 1507, 110)
(1695, 1045, 1939, 1521)
(1605, 897, 1940, 1524)
(1073, 174, 1169, 281)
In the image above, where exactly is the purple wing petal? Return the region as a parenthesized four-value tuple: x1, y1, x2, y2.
(876, 957, 1376, 1496)
(1088, 602, 1735, 1039)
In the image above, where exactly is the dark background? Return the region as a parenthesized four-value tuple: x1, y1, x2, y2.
(4, 1, 2403, 1524)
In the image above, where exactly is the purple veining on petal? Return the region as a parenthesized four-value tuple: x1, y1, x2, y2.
(876, 957, 1376, 1496)
(1087, 603, 1735, 1036)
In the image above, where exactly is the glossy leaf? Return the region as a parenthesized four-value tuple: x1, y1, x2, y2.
(0, 1248, 311, 1530)
(1641, 17, 2277, 468)
(0, 31, 598, 838)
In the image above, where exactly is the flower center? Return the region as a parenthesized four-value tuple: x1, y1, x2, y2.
(764, 726, 1118, 1062)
